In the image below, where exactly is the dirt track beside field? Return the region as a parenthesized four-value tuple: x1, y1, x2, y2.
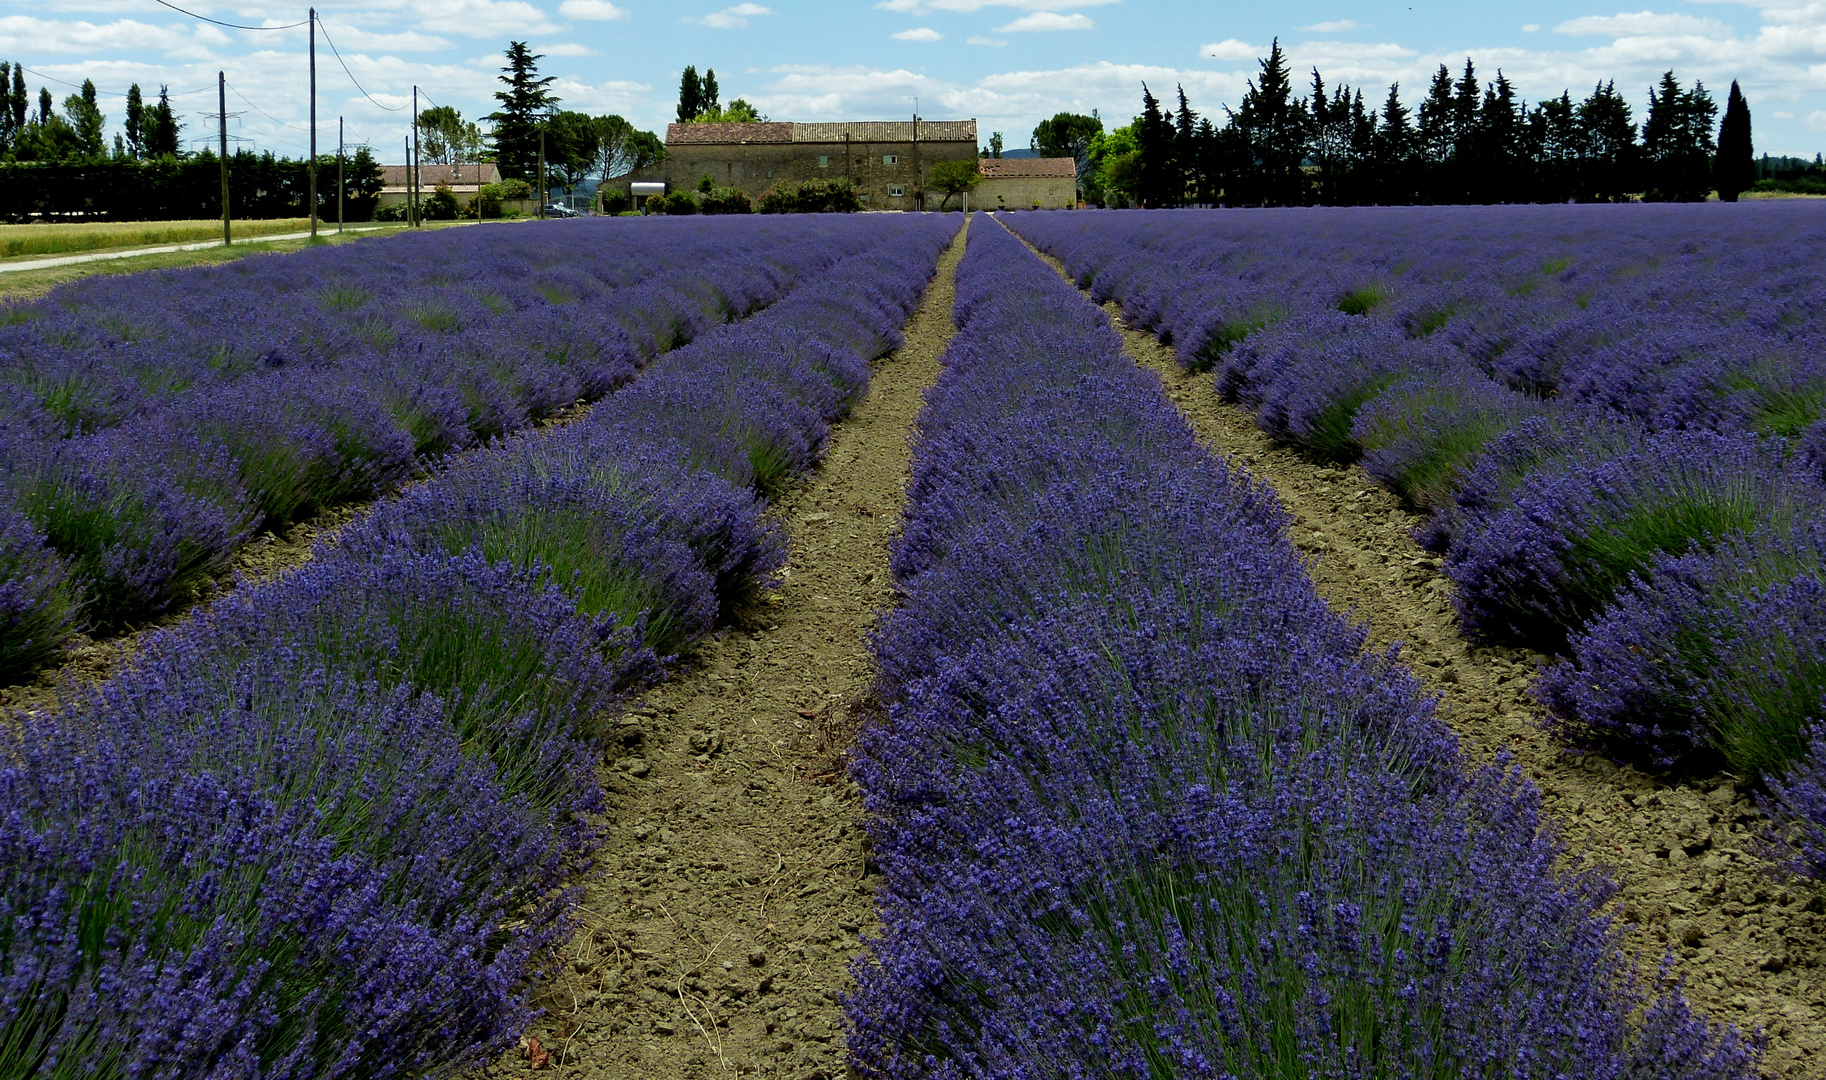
(1007, 221, 1826, 1079)
(474, 222, 965, 1080)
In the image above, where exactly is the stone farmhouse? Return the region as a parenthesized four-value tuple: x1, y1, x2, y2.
(377, 163, 501, 212)
(976, 157, 1078, 210)
(620, 120, 978, 210)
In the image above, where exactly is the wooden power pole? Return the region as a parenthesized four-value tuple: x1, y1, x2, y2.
(337, 117, 344, 234)
(308, 7, 318, 238)
(218, 71, 230, 246)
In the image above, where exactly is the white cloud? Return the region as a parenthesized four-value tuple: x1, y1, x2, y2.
(1523, 23, 1542, 33)
(875, 0, 1115, 11)
(1201, 38, 1266, 61)
(1808, 109, 1826, 130)
(892, 27, 943, 40)
(1303, 19, 1365, 33)
(0, 16, 205, 54)
(1555, 12, 1733, 38)
(558, 0, 630, 18)
(995, 12, 1094, 31)
(410, 0, 561, 38)
(968, 35, 1008, 45)
(685, 2, 773, 28)
(539, 41, 599, 55)
(1775, 108, 1797, 116)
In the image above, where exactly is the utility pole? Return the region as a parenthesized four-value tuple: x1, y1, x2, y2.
(218, 71, 230, 246)
(911, 101, 922, 212)
(538, 126, 546, 219)
(308, 7, 318, 238)
(411, 86, 422, 227)
(337, 116, 344, 234)
(404, 136, 415, 227)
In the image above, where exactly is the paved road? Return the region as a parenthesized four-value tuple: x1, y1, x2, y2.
(0, 226, 390, 274)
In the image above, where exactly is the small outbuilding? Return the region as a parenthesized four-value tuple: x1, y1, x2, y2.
(976, 158, 1078, 210)
(377, 163, 502, 212)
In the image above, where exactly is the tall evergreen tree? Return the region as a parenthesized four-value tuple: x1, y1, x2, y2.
(124, 82, 145, 158)
(1231, 39, 1307, 206)
(1576, 80, 1636, 201)
(676, 65, 701, 124)
(1373, 82, 1416, 203)
(143, 84, 180, 159)
(1415, 65, 1456, 201)
(488, 42, 559, 180)
(700, 68, 719, 116)
(9, 65, 27, 141)
(1641, 71, 1716, 201)
(1134, 83, 1178, 207)
(1715, 80, 1753, 202)
(0, 62, 11, 155)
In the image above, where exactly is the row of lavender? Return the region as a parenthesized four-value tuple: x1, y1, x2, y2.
(0, 216, 959, 1079)
(847, 217, 1757, 1078)
(1004, 206, 1826, 885)
(0, 218, 900, 682)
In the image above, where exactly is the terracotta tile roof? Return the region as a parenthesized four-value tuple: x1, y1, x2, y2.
(378, 163, 501, 189)
(665, 122, 794, 145)
(663, 120, 977, 146)
(790, 120, 976, 143)
(978, 157, 1077, 179)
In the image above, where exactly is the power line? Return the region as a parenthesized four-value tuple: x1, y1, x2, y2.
(313, 14, 407, 112)
(226, 80, 312, 132)
(14, 65, 209, 100)
(151, 0, 307, 30)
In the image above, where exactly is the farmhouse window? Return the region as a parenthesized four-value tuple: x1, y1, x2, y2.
(883, 154, 899, 165)
(889, 185, 905, 197)
(819, 155, 829, 166)
(766, 170, 774, 178)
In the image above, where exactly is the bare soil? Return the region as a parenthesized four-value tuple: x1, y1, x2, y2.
(473, 224, 966, 1080)
(1002, 222, 1826, 1078)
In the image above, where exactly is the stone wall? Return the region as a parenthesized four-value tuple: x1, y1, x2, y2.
(976, 175, 1077, 210)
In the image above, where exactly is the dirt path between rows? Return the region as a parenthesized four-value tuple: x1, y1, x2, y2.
(477, 224, 965, 1080)
(1002, 220, 1825, 1079)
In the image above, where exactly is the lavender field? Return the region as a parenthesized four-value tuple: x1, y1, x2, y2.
(2, 205, 1823, 1078)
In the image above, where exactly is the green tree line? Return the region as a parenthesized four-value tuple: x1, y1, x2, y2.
(1039, 43, 1798, 208)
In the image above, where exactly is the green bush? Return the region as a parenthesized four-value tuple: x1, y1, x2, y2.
(758, 178, 860, 214)
(468, 184, 506, 219)
(661, 191, 699, 215)
(698, 185, 753, 215)
(373, 202, 408, 222)
(598, 189, 631, 215)
(423, 185, 459, 221)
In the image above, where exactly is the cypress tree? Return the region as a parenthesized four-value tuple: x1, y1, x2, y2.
(1374, 82, 1415, 203)
(677, 65, 701, 123)
(9, 65, 27, 139)
(1232, 39, 1307, 206)
(1715, 79, 1753, 202)
(1134, 83, 1177, 207)
(1415, 65, 1455, 201)
(125, 82, 144, 158)
(1576, 80, 1635, 201)
(701, 68, 719, 116)
(144, 84, 180, 159)
(0, 62, 10, 155)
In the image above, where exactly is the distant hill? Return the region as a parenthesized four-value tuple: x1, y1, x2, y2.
(983, 148, 1039, 159)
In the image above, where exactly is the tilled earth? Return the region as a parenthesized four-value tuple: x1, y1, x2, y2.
(1007, 223, 1823, 1078)
(475, 224, 967, 1080)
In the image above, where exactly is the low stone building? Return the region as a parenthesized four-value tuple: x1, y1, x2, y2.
(976, 157, 1078, 210)
(377, 163, 502, 212)
(621, 120, 977, 210)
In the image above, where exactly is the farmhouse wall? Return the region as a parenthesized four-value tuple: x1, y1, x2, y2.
(975, 157, 1078, 211)
(622, 120, 978, 210)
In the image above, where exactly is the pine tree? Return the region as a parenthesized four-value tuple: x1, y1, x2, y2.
(1715, 80, 1753, 202)
(676, 65, 701, 124)
(488, 42, 559, 180)
(9, 65, 27, 141)
(1415, 65, 1455, 201)
(1374, 82, 1415, 203)
(66, 79, 105, 159)
(0, 62, 10, 155)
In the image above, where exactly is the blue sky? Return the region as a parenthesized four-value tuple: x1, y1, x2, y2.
(4, 0, 1823, 163)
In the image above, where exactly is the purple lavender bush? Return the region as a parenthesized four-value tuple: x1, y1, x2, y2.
(848, 217, 1758, 1080)
(1, 664, 573, 1080)
(1353, 369, 1545, 510)
(1538, 523, 1826, 775)
(1446, 428, 1822, 650)
(1763, 726, 1826, 882)
(4, 422, 255, 626)
(0, 505, 77, 680)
